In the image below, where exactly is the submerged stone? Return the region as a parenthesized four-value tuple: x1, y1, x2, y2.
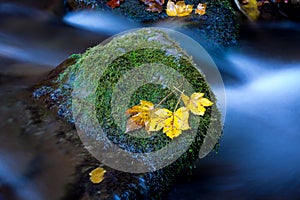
(33, 28, 222, 199)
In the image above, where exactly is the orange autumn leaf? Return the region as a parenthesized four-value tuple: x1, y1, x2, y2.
(166, 0, 193, 17)
(181, 92, 213, 116)
(141, 0, 165, 13)
(126, 118, 144, 133)
(125, 100, 154, 133)
(89, 167, 106, 184)
(162, 107, 190, 139)
(195, 3, 206, 15)
(107, 0, 124, 8)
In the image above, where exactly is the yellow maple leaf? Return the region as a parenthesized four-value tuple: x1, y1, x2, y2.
(195, 3, 206, 15)
(163, 107, 190, 139)
(234, 0, 260, 20)
(182, 92, 213, 116)
(166, 0, 177, 16)
(89, 167, 106, 184)
(147, 108, 173, 132)
(166, 0, 193, 17)
(242, 0, 260, 20)
(125, 100, 154, 133)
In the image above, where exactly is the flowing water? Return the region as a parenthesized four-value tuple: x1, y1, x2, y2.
(169, 23, 300, 199)
(1, 2, 300, 199)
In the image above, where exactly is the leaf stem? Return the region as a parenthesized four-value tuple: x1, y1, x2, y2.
(174, 90, 184, 112)
(173, 86, 184, 94)
(155, 83, 183, 108)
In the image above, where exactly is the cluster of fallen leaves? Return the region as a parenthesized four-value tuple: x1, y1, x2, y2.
(166, 1, 206, 17)
(125, 91, 213, 139)
(106, 0, 206, 17)
(89, 91, 212, 184)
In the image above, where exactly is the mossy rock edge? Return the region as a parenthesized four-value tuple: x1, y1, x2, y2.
(65, 0, 238, 46)
(33, 28, 222, 199)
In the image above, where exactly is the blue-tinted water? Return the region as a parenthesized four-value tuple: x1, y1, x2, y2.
(1, 2, 300, 199)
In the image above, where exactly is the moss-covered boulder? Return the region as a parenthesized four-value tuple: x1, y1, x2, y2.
(65, 0, 238, 46)
(33, 28, 222, 199)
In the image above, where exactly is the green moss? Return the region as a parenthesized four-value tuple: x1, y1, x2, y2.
(95, 48, 214, 154)
(70, 27, 222, 159)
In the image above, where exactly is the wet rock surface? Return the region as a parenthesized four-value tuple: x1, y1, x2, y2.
(0, 59, 76, 200)
(32, 28, 222, 199)
(65, 0, 238, 46)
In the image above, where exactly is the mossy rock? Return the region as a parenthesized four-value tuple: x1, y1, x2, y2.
(33, 28, 222, 199)
(65, 0, 238, 46)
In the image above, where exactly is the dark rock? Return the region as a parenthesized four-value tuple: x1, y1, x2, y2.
(64, 0, 238, 46)
(33, 28, 222, 199)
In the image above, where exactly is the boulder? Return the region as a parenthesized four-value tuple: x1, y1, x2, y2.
(33, 28, 222, 199)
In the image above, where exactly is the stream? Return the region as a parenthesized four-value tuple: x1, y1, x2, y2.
(1, 2, 300, 200)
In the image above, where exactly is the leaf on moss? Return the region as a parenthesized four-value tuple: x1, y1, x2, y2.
(107, 0, 124, 9)
(126, 118, 144, 133)
(146, 108, 172, 131)
(166, 0, 193, 17)
(182, 92, 213, 116)
(195, 3, 206, 15)
(125, 100, 154, 133)
(141, 0, 165, 13)
(163, 107, 190, 139)
(89, 167, 106, 184)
